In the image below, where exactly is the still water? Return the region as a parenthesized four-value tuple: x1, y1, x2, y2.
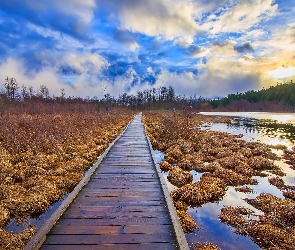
(155, 112, 295, 249)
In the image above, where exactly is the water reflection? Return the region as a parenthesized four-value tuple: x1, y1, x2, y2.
(227, 117, 295, 143)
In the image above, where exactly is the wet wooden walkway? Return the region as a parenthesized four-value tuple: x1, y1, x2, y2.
(26, 113, 188, 250)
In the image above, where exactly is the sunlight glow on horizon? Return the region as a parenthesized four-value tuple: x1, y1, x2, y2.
(269, 66, 295, 79)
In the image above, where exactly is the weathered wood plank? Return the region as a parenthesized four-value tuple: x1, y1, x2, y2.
(61, 208, 168, 219)
(49, 224, 174, 235)
(43, 234, 176, 245)
(41, 243, 176, 250)
(79, 193, 163, 199)
(73, 195, 163, 203)
(95, 169, 156, 174)
(91, 173, 157, 178)
(84, 182, 161, 189)
(54, 218, 172, 226)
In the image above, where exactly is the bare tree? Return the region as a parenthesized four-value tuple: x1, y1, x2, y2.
(4, 77, 18, 99)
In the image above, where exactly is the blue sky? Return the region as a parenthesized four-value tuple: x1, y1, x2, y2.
(0, 0, 295, 98)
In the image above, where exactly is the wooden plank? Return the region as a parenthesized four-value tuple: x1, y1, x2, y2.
(72, 195, 163, 203)
(79, 193, 163, 200)
(95, 169, 156, 174)
(60, 209, 167, 219)
(52, 205, 167, 212)
(54, 218, 172, 226)
(41, 243, 177, 250)
(84, 182, 161, 189)
(90, 176, 159, 181)
(91, 173, 157, 178)
(79, 192, 162, 198)
(81, 187, 161, 192)
(43, 234, 176, 245)
(79, 189, 162, 196)
(49, 224, 174, 235)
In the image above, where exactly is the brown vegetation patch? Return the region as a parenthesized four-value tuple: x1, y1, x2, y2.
(176, 210, 198, 233)
(159, 161, 173, 172)
(178, 154, 200, 171)
(204, 166, 258, 186)
(247, 156, 279, 171)
(165, 145, 183, 164)
(0, 226, 35, 250)
(191, 161, 217, 173)
(268, 176, 285, 189)
(0, 205, 10, 228)
(283, 190, 295, 201)
(171, 176, 227, 207)
(220, 193, 295, 249)
(245, 193, 295, 230)
(235, 186, 254, 193)
(219, 206, 253, 233)
(167, 166, 193, 187)
(191, 242, 221, 250)
(246, 223, 295, 250)
(173, 200, 188, 211)
(268, 168, 286, 176)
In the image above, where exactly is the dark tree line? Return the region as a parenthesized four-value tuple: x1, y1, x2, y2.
(210, 80, 295, 110)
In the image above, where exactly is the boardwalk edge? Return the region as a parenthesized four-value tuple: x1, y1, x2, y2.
(24, 114, 136, 250)
(143, 116, 190, 250)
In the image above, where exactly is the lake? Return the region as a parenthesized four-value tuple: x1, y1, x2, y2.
(155, 112, 295, 249)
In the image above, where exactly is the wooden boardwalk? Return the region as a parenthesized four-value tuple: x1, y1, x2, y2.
(26, 114, 188, 250)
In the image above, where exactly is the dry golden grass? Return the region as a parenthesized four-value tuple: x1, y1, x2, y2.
(191, 242, 221, 250)
(235, 186, 254, 193)
(176, 210, 198, 233)
(167, 166, 193, 187)
(159, 161, 173, 172)
(171, 176, 227, 207)
(219, 206, 253, 233)
(268, 176, 285, 189)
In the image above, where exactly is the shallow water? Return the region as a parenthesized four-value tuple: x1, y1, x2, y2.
(155, 112, 295, 249)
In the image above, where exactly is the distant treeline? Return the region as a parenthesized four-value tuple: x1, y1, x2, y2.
(0, 77, 205, 112)
(2, 76, 295, 113)
(209, 80, 295, 111)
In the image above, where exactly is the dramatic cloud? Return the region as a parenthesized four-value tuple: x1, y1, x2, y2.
(202, 0, 278, 34)
(113, 28, 139, 51)
(234, 42, 255, 53)
(0, 0, 96, 39)
(97, 0, 200, 39)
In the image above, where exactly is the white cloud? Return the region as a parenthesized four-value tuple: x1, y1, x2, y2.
(61, 52, 109, 74)
(210, 40, 237, 57)
(202, 0, 278, 34)
(0, 58, 66, 96)
(151, 53, 281, 98)
(98, 0, 200, 39)
(26, 0, 96, 27)
(173, 36, 194, 48)
(51, 0, 96, 25)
